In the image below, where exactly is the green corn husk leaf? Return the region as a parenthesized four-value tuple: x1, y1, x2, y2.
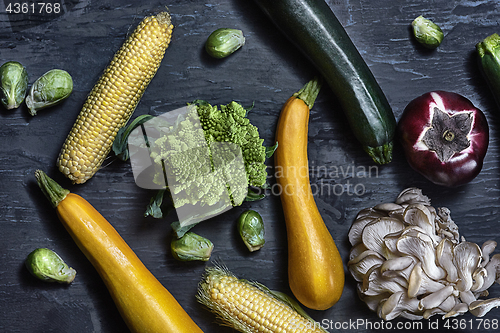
(265, 141, 278, 158)
(113, 114, 154, 161)
(171, 221, 197, 238)
(244, 187, 266, 202)
(244, 101, 255, 117)
(144, 189, 174, 219)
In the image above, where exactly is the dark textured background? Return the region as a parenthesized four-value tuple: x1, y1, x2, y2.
(1, 0, 500, 332)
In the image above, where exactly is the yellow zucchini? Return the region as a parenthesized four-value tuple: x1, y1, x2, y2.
(275, 79, 345, 310)
(35, 170, 203, 333)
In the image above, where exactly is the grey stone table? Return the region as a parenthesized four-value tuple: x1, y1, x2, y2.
(1, 0, 500, 332)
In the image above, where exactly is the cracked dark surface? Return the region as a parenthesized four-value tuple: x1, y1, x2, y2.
(1, 1, 500, 332)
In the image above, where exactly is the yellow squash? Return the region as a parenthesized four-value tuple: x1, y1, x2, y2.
(35, 170, 203, 333)
(275, 79, 345, 310)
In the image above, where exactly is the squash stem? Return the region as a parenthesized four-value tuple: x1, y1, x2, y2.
(293, 77, 322, 109)
(35, 170, 70, 208)
(477, 33, 500, 110)
(364, 142, 393, 165)
(477, 33, 500, 60)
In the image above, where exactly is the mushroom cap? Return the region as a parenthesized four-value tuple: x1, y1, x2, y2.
(469, 298, 500, 317)
(387, 207, 406, 221)
(481, 240, 497, 266)
(444, 303, 469, 318)
(471, 267, 487, 292)
(348, 250, 385, 282)
(374, 202, 403, 213)
(436, 238, 459, 283)
(382, 232, 403, 259)
(439, 295, 460, 312)
(379, 291, 421, 321)
(362, 218, 405, 257)
(348, 216, 379, 247)
(359, 292, 390, 312)
(397, 233, 446, 281)
(408, 262, 423, 298)
(399, 311, 424, 320)
(423, 294, 458, 320)
(362, 265, 407, 296)
(423, 295, 459, 320)
(475, 253, 500, 293)
(453, 241, 482, 292)
(349, 242, 369, 261)
(418, 285, 455, 311)
(355, 207, 387, 220)
(408, 262, 447, 298)
(403, 204, 439, 244)
(380, 256, 414, 280)
(395, 188, 431, 206)
(459, 290, 477, 305)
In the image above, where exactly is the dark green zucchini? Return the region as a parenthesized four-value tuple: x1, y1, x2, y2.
(253, 0, 396, 164)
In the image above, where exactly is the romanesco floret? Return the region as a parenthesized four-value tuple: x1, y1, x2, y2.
(149, 101, 269, 212)
(197, 101, 267, 187)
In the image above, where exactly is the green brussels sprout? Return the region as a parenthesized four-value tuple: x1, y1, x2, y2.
(171, 232, 214, 261)
(237, 210, 265, 252)
(412, 16, 444, 49)
(25, 248, 76, 283)
(205, 28, 245, 59)
(26, 69, 73, 116)
(0, 61, 28, 110)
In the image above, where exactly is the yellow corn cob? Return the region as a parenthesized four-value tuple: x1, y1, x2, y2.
(197, 266, 328, 333)
(57, 11, 173, 184)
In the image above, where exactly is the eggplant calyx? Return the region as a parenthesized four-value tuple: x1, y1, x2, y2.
(422, 107, 472, 163)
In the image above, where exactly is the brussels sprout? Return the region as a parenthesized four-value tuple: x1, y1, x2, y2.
(412, 16, 444, 49)
(25, 248, 76, 283)
(171, 232, 213, 261)
(205, 28, 245, 59)
(237, 210, 265, 252)
(0, 61, 28, 110)
(26, 69, 73, 116)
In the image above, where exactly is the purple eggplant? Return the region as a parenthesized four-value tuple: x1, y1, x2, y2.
(398, 91, 489, 187)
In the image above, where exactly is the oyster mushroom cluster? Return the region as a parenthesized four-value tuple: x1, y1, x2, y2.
(348, 188, 500, 320)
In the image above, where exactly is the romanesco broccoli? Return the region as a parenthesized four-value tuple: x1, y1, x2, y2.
(197, 101, 268, 187)
(146, 101, 272, 219)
